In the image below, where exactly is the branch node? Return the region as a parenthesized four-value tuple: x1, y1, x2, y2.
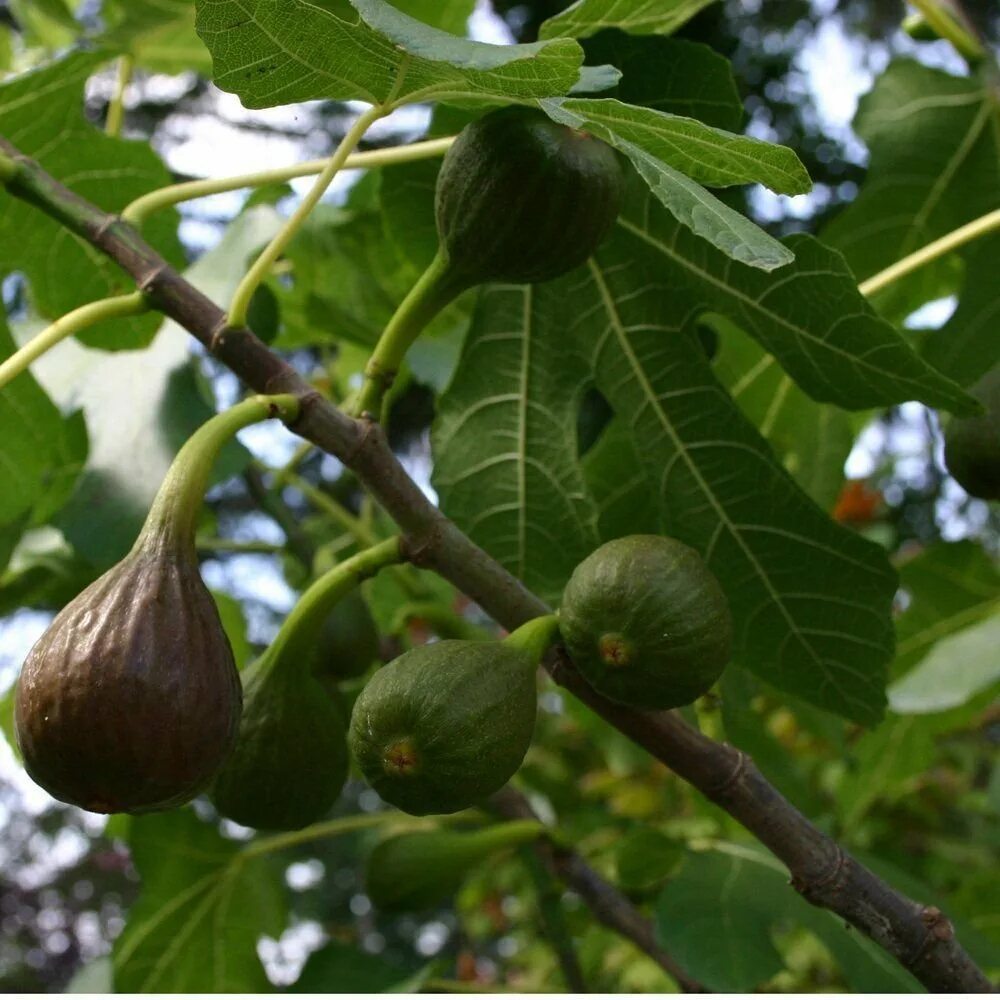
(792, 845, 848, 902)
(707, 748, 749, 796)
(400, 524, 444, 568)
(343, 413, 378, 464)
(903, 906, 956, 970)
(94, 213, 123, 240)
(209, 317, 232, 354)
(137, 263, 167, 293)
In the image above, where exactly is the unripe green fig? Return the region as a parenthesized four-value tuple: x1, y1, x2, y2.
(349, 616, 558, 816)
(211, 539, 402, 830)
(559, 535, 733, 710)
(435, 106, 624, 287)
(943, 367, 1000, 501)
(313, 590, 379, 681)
(210, 660, 348, 830)
(13, 396, 298, 813)
(366, 820, 543, 912)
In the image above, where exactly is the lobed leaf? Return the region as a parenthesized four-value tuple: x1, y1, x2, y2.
(195, 0, 596, 109)
(0, 51, 183, 348)
(540, 0, 720, 40)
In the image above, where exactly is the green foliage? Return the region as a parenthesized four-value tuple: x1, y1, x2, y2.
(0, 51, 183, 347)
(944, 367, 1000, 500)
(112, 810, 285, 991)
(540, 0, 719, 40)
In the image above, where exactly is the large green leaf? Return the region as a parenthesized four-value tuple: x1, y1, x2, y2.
(920, 235, 1000, 387)
(540, 0, 719, 40)
(195, 0, 596, 109)
(100, 0, 212, 74)
(889, 615, 1000, 715)
(113, 810, 285, 992)
(23, 209, 278, 568)
(291, 940, 428, 992)
(893, 541, 1000, 677)
(0, 312, 88, 530)
(0, 51, 183, 348)
(655, 845, 920, 992)
(822, 60, 1000, 320)
(541, 99, 799, 271)
(617, 181, 975, 414)
(435, 222, 900, 721)
(712, 316, 853, 511)
(433, 284, 599, 604)
(580, 33, 743, 131)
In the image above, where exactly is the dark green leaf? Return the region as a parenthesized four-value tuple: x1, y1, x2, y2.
(822, 60, 1000, 320)
(0, 312, 88, 529)
(291, 940, 425, 993)
(100, 0, 212, 74)
(196, 0, 594, 109)
(541, 99, 801, 271)
(582, 33, 743, 130)
(0, 51, 183, 348)
(618, 180, 976, 414)
(540, 0, 719, 40)
(433, 284, 600, 605)
(113, 810, 285, 992)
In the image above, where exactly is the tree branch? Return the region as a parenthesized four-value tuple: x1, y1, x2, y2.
(0, 137, 993, 994)
(492, 787, 705, 992)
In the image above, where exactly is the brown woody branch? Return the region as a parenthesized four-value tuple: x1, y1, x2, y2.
(0, 138, 993, 994)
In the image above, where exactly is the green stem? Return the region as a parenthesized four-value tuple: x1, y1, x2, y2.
(195, 537, 284, 554)
(242, 811, 392, 860)
(141, 394, 300, 554)
(521, 849, 588, 993)
(260, 536, 404, 677)
(391, 601, 493, 641)
(0, 291, 148, 391)
(227, 104, 385, 328)
(105, 55, 135, 138)
(908, 0, 985, 60)
(352, 249, 466, 419)
(502, 614, 561, 664)
(121, 137, 454, 227)
(859, 206, 1000, 299)
(0, 151, 17, 184)
(283, 470, 380, 548)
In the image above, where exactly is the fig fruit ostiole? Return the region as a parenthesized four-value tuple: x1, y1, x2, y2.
(211, 537, 404, 831)
(349, 614, 559, 817)
(352, 106, 624, 418)
(14, 394, 300, 814)
(558, 535, 733, 710)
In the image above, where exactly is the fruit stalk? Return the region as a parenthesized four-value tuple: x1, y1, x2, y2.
(502, 614, 560, 665)
(261, 536, 404, 677)
(142, 393, 300, 553)
(352, 250, 466, 418)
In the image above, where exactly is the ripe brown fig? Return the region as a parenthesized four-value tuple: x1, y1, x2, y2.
(14, 394, 299, 814)
(15, 535, 241, 813)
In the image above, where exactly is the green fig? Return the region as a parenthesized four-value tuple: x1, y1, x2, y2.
(313, 589, 379, 681)
(349, 616, 558, 816)
(943, 367, 1000, 501)
(559, 535, 733, 710)
(14, 395, 299, 814)
(366, 820, 543, 912)
(211, 538, 402, 830)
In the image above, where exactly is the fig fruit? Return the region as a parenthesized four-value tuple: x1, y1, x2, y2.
(211, 538, 401, 830)
(366, 820, 543, 912)
(348, 615, 558, 816)
(313, 590, 379, 681)
(15, 395, 299, 813)
(943, 367, 1000, 501)
(559, 535, 733, 709)
(435, 106, 625, 287)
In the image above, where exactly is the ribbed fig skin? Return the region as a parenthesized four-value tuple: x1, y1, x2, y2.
(14, 539, 241, 813)
(435, 106, 624, 287)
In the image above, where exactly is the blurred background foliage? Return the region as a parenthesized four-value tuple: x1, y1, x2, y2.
(0, 0, 997, 992)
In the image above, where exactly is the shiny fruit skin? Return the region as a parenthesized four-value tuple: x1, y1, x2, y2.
(15, 537, 241, 813)
(943, 367, 1000, 501)
(349, 640, 537, 816)
(559, 535, 732, 710)
(435, 106, 624, 287)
